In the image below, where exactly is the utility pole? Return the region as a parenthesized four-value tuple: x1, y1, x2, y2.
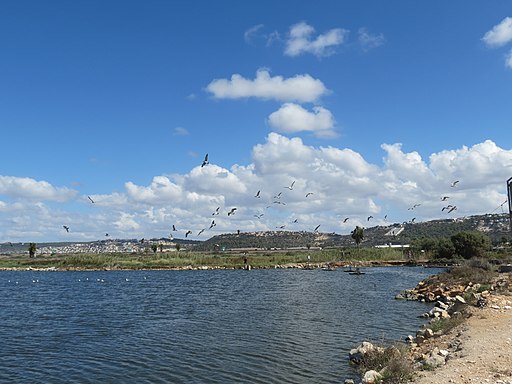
(508, 177, 512, 237)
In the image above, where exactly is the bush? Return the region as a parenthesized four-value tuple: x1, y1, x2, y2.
(357, 344, 414, 384)
(451, 231, 491, 259)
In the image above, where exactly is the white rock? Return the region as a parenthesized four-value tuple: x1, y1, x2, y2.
(362, 370, 382, 384)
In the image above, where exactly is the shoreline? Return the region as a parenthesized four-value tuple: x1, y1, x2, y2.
(348, 268, 512, 384)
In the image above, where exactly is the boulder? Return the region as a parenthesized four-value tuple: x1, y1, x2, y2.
(362, 370, 383, 384)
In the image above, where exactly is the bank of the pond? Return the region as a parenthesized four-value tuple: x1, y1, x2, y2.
(346, 266, 512, 384)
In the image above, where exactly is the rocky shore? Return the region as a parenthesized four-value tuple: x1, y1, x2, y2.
(346, 266, 512, 384)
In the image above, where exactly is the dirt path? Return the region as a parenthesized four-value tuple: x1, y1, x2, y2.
(413, 295, 512, 384)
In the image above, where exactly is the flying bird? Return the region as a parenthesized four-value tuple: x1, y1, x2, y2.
(227, 208, 237, 216)
(254, 214, 264, 219)
(63, 225, 70, 232)
(273, 192, 282, 199)
(451, 180, 459, 187)
(140, 238, 145, 244)
(442, 205, 454, 212)
(292, 218, 298, 223)
(448, 206, 457, 213)
(273, 200, 286, 205)
(277, 225, 286, 229)
(384, 215, 388, 221)
(87, 196, 95, 203)
(408, 204, 421, 210)
(305, 192, 314, 197)
(201, 153, 209, 167)
(105, 233, 109, 237)
(255, 190, 261, 198)
(209, 220, 216, 229)
(314, 224, 321, 232)
(411, 218, 416, 223)
(343, 217, 349, 223)
(212, 207, 220, 216)
(367, 216, 373, 221)
(185, 230, 192, 238)
(284, 181, 296, 190)
(172, 225, 177, 231)
(441, 196, 450, 201)
(197, 229, 206, 236)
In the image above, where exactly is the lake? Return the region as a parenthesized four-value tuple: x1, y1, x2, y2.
(0, 267, 439, 383)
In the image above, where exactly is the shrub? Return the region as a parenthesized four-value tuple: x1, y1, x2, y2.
(451, 231, 491, 259)
(357, 344, 414, 384)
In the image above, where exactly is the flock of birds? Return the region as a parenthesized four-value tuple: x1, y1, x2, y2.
(57, 154, 508, 242)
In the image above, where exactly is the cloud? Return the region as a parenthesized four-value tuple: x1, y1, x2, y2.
(3, 134, 512, 242)
(482, 17, 512, 47)
(267, 103, 337, 138)
(244, 24, 265, 43)
(173, 127, 189, 136)
(506, 48, 512, 69)
(358, 28, 385, 51)
(284, 21, 348, 57)
(0, 176, 77, 202)
(206, 69, 328, 103)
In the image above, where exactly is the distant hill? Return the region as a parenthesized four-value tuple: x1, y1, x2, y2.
(193, 213, 511, 251)
(1, 213, 510, 255)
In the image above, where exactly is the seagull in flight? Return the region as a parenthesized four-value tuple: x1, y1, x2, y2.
(197, 228, 206, 236)
(255, 190, 261, 198)
(305, 192, 314, 197)
(63, 225, 70, 232)
(284, 181, 296, 190)
(172, 225, 177, 231)
(212, 207, 220, 216)
(254, 213, 264, 219)
(442, 205, 454, 211)
(343, 217, 349, 223)
(367, 216, 373, 221)
(201, 153, 209, 167)
(448, 206, 457, 213)
(441, 196, 450, 201)
(87, 196, 95, 203)
(209, 220, 216, 229)
(277, 225, 286, 229)
(185, 230, 192, 238)
(451, 180, 459, 187)
(314, 224, 321, 232)
(273, 192, 282, 199)
(227, 208, 237, 216)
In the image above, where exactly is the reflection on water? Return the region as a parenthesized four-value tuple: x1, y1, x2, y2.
(0, 267, 438, 383)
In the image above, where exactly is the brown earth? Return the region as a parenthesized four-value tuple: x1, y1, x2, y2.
(412, 294, 512, 384)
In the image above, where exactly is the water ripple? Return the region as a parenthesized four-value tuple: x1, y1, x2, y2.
(0, 267, 439, 383)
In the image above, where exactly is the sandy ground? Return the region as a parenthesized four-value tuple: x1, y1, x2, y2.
(413, 295, 512, 384)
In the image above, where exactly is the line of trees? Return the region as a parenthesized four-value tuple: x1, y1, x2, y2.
(411, 230, 492, 260)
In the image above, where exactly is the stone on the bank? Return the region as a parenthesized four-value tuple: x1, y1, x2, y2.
(343, 379, 355, 384)
(362, 370, 382, 384)
(349, 342, 383, 364)
(454, 295, 466, 304)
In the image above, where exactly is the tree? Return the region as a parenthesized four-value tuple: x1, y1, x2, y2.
(28, 243, 37, 258)
(451, 231, 491, 259)
(435, 238, 456, 259)
(158, 243, 164, 253)
(175, 243, 181, 252)
(351, 226, 364, 247)
(151, 244, 158, 254)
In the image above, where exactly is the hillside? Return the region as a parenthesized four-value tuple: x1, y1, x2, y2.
(193, 213, 511, 251)
(1, 213, 510, 255)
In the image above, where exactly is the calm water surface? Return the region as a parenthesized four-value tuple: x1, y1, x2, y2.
(0, 267, 439, 383)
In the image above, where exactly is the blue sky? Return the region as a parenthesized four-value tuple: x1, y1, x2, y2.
(1, 1, 512, 242)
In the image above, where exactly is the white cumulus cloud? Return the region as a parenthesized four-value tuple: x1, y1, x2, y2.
(0, 175, 77, 202)
(206, 69, 328, 103)
(482, 17, 512, 47)
(285, 21, 348, 57)
(267, 103, 337, 138)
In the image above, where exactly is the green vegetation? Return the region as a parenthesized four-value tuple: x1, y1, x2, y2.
(28, 243, 36, 258)
(351, 226, 364, 248)
(427, 314, 465, 334)
(355, 344, 415, 384)
(411, 231, 494, 260)
(0, 246, 412, 270)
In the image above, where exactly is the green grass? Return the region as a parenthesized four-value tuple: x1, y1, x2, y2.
(355, 344, 415, 384)
(0, 247, 412, 270)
